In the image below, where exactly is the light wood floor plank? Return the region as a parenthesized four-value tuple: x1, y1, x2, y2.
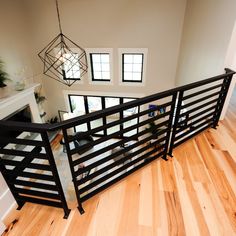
(2, 89, 236, 235)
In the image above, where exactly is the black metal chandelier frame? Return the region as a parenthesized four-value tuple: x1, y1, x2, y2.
(38, 0, 88, 87)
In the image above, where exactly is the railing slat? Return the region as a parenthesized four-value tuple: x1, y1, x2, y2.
(73, 127, 168, 170)
(70, 116, 169, 157)
(182, 83, 222, 100)
(80, 151, 165, 202)
(16, 196, 62, 208)
(179, 98, 218, 118)
(0, 68, 234, 216)
(1, 159, 51, 171)
(14, 188, 60, 200)
(0, 149, 47, 159)
(68, 106, 172, 143)
(178, 105, 216, 126)
(182, 90, 226, 109)
(175, 120, 213, 142)
(0, 137, 43, 147)
(13, 179, 58, 191)
(173, 123, 213, 148)
(176, 111, 215, 134)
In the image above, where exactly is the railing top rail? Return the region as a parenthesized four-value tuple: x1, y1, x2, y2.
(0, 68, 234, 132)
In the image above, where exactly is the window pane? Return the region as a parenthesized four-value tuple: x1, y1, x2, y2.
(101, 63, 110, 72)
(133, 63, 142, 72)
(87, 96, 103, 135)
(102, 72, 110, 80)
(63, 53, 81, 79)
(94, 71, 102, 79)
(123, 119, 138, 136)
(105, 98, 120, 135)
(65, 70, 73, 78)
(123, 98, 135, 103)
(69, 96, 87, 132)
(133, 72, 142, 81)
(91, 53, 111, 81)
(123, 54, 133, 63)
(87, 96, 102, 112)
(124, 72, 132, 81)
(90, 118, 103, 129)
(70, 54, 78, 63)
(133, 54, 143, 63)
(105, 97, 120, 108)
(92, 54, 101, 63)
(122, 53, 143, 82)
(93, 63, 102, 72)
(124, 64, 133, 72)
(70, 96, 85, 114)
(73, 70, 80, 78)
(101, 54, 109, 63)
(123, 98, 138, 136)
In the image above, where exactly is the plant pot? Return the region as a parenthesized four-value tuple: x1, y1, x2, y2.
(15, 81, 25, 91)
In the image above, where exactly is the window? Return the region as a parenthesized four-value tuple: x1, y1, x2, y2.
(122, 54, 143, 82)
(119, 48, 148, 85)
(86, 48, 113, 84)
(61, 53, 81, 80)
(90, 53, 110, 81)
(68, 94, 140, 137)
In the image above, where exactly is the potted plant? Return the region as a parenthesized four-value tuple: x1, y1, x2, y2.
(0, 59, 9, 88)
(34, 89, 47, 120)
(47, 116, 58, 124)
(34, 92, 46, 104)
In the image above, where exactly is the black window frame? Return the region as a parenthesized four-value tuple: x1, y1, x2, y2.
(122, 53, 144, 83)
(68, 94, 140, 139)
(90, 53, 111, 82)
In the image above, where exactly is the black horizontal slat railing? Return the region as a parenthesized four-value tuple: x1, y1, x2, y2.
(168, 68, 234, 155)
(74, 128, 168, 176)
(13, 187, 60, 200)
(16, 172, 54, 181)
(62, 89, 177, 213)
(0, 68, 235, 216)
(70, 116, 170, 155)
(72, 121, 169, 168)
(182, 83, 223, 100)
(0, 137, 43, 147)
(0, 129, 70, 219)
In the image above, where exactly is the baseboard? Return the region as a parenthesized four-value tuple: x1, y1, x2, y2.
(1, 201, 17, 222)
(0, 189, 16, 221)
(0, 221, 6, 235)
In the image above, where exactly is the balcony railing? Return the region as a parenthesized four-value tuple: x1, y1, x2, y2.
(0, 68, 234, 217)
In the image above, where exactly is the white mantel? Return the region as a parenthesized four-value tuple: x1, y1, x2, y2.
(0, 83, 42, 222)
(0, 83, 41, 122)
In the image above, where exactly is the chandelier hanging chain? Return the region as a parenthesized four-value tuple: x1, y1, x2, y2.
(55, 0, 62, 34)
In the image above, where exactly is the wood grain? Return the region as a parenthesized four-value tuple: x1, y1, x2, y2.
(2, 89, 236, 236)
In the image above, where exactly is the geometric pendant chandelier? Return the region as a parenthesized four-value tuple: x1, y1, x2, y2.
(38, 0, 88, 87)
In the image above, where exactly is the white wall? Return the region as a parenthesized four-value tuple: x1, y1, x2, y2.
(23, 0, 186, 117)
(175, 0, 236, 86)
(0, 0, 32, 222)
(0, 86, 42, 221)
(0, 220, 6, 235)
(0, 173, 16, 221)
(221, 20, 236, 119)
(0, 1, 44, 221)
(0, 1, 35, 87)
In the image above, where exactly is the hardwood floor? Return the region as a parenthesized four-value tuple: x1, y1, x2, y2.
(2, 90, 236, 236)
